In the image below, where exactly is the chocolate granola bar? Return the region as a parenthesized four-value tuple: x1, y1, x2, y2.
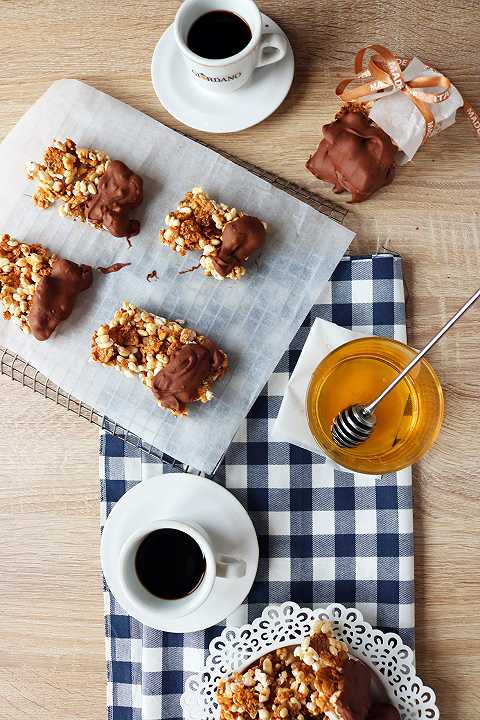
(26, 138, 143, 238)
(90, 301, 228, 416)
(159, 187, 266, 280)
(306, 107, 397, 203)
(216, 620, 400, 720)
(0, 233, 92, 340)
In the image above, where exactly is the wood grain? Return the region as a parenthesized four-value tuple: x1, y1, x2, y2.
(0, 1, 479, 718)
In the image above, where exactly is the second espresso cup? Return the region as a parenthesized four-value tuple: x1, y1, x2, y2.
(119, 519, 247, 620)
(174, 0, 287, 93)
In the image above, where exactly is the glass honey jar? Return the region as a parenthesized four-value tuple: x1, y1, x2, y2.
(306, 337, 444, 474)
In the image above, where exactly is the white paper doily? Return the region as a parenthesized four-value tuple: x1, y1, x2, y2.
(181, 602, 439, 720)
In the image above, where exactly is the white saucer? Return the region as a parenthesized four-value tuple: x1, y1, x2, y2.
(101, 474, 259, 632)
(151, 14, 294, 133)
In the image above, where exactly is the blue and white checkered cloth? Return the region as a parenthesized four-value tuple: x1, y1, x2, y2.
(100, 253, 414, 720)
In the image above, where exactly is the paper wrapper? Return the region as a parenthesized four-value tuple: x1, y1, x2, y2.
(368, 57, 464, 163)
(0, 80, 354, 474)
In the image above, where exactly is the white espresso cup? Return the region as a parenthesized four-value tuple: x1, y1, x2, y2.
(119, 519, 246, 620)
(174, 0, 287, 94)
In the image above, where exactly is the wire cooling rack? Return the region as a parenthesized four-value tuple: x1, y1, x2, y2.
(0, 138, 348, 475)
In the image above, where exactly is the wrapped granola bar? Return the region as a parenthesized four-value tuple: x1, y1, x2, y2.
(90, 301, 228, 416)
(306, 44, 468, 202)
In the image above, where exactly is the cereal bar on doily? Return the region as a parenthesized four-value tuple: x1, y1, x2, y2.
(216, 619, 400, 720)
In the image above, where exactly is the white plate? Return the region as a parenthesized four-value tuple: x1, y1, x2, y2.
(181, 602, 439, 720)
(151, 13, 294, 133)
(101, 473, 259, 632)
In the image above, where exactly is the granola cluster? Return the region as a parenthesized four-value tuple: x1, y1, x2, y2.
(26, 138, 109, 226)
(90, 301, 228, 416)
(159, 187, 247, 280)
(0, 234, 55, 334)
(216, 621, 349, 720)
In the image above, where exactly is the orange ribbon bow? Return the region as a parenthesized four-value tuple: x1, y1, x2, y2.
(335, 44, 480, 144)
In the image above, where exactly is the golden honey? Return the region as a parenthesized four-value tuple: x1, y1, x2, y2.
(307, 337, 444, 474)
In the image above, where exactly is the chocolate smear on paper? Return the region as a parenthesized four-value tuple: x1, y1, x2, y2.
(97, 262, 131, 274)
(178, 263, 201, 276)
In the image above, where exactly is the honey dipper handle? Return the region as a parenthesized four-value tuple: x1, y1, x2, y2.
(364, 287, 480, 416)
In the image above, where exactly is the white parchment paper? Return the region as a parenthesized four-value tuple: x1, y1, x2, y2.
(0, 80, 354, 474)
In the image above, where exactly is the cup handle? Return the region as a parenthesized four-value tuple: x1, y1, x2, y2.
(256, 32, 287, 68)
(216, 554, 247, 579)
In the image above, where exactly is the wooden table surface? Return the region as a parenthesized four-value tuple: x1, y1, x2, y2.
(0, 1, 479, 718)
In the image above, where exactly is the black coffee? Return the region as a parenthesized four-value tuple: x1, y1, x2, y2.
(135, 529, 206, 600)
(187, 10, 252, 60)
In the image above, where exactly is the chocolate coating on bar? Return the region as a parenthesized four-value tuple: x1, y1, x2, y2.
(306, 112, 396, 203)
(28, 258, 92, 341)
(336, 658, 372, 720)
(85, 160, 143, 237)
(367, 704, 400, 720)
(152, 341, 225, 413)
(212, 215, 266, 277)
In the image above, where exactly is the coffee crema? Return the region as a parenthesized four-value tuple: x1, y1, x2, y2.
(135, 528, 206, 600)
(186, 10, 252, 60)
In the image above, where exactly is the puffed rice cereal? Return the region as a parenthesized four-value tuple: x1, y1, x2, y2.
(0, 233, 56, 334)
(26, 138, 109, 227)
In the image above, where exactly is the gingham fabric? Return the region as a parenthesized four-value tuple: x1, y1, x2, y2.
(100, 253, 414, 720)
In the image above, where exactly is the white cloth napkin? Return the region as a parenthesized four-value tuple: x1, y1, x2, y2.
(270, 319, 371, 454)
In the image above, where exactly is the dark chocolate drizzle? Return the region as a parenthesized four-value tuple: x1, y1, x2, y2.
(366, 704, 401, 720)
(336, 659, 373, 720)
(212, 215, 266, 277)
(97, 262, 131, 274)
(28, 258, 92, 341)
(152, 341, 225, 413)
(85, 160, 143, 238)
